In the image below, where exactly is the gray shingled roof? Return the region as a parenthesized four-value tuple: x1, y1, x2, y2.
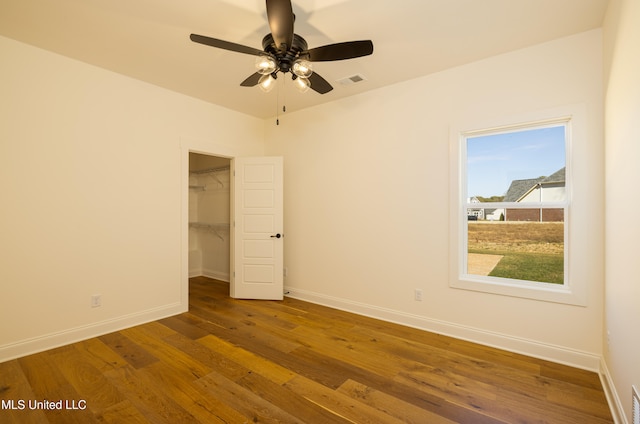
(503, 177, 545, 201)
(541, 167, 565, 183)
(503, 167, 565, 202)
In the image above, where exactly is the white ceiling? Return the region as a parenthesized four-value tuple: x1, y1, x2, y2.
(0, 0, 609, 119)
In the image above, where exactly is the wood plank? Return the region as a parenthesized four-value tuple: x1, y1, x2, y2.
(17, 352, 68, 395)
(234, 368, 356, 423)
(72, 338, 129, 373)
(45, 344, 126, 415)
(103, 365, 197, 423)
(139, 361, 251, 424)
(0, 360, 49, 424)
(12, 350, 100, 424)
(496, 386, 614, 424)
(196, 371, 305, 423)
(342, 324, 554, 402)
(546, 383, 613, 419)
(98, 331, 159, 369)
(119, 323, 211, 378)
(162, 333, 249, 382)
(337, 378, 458, 424)
(188, 301, 302, 353)
(95, 400, 148, 424)
(541, 360, 604, 389)
(394, 366, 509, 423)
(283, 374, 408, 424)
(196, 334, 296, 385)
(158, 315, 211, 340)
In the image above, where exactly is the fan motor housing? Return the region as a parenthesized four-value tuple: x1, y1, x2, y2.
(262, 33, 308, 73)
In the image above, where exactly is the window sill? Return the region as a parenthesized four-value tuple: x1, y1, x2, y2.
(450, 274, 586, 306)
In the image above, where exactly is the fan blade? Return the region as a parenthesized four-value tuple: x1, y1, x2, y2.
(308, 72, 333, 94)
(305, 40, 374, 62)
(266, 0, 294, 52)
(240, 72, 262, 87)
(190, 34, 264, 56)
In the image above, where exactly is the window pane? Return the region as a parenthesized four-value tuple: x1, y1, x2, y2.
(467, 217, 564, 284)
(467, 125, 566, 200)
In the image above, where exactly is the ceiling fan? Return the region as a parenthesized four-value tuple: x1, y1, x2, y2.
(190, 0, 374, 94)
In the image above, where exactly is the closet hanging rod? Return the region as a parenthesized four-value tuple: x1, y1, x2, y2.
(190, 165, 230, 175)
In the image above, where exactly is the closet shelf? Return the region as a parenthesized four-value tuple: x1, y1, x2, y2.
(189, 222, 230, 240)
(190, 166, 230, 188)
(189, 185, 229, 192)
(190, 166, 230, 175)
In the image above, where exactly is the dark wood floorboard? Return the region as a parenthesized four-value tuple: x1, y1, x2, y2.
(0, 276, 613, 423)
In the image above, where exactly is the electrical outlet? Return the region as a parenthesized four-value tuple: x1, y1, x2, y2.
(283, 267, 288, 277)
(414, 289, 423, 301)
(91, 294, 102, 308)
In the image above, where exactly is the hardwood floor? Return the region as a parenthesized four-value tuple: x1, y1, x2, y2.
(1, 277, 613, 423)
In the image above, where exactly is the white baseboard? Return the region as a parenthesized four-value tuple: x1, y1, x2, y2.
(0, 302, 186, 363)
(202, 269, 229, 282)
(189, 269, 229, 281)
(600, 358, 627, 424)
(284, 286, 602, 372)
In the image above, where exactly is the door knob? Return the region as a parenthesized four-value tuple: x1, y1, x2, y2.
(270, 233, 282, 238)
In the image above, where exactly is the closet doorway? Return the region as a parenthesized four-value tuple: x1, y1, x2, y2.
(188, 153, 231, 282)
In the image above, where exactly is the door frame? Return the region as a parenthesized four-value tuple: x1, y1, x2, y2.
(180, 137, 241, 310)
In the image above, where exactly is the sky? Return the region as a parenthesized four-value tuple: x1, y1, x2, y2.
(466, 125, 566, 198)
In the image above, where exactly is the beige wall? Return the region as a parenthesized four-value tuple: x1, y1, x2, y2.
(603, 0, 640, 421)
(266, 29, 605, 370)
(0, 36, 263, 361)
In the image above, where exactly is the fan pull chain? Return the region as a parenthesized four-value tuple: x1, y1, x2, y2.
(282, 75, 287, 114)
(275, 73, 286, 126)
(276, 79, 280, 125)
(275, 74, 281, 125)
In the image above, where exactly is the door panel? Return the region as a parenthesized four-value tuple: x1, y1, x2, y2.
(244, 215, 274, 233)
(244, 190, 274, 207)
(243, 240, 274, 258)
(231, 157, 283, 299)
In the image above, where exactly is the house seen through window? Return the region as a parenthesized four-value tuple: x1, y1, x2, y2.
(464, 122, 567, 286)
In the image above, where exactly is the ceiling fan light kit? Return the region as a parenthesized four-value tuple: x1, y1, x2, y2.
(190, 0, 373, 96)
(258, 73, 278, 92)
(292, 75, 311, 93)
(292, 59, 312, 78)
(255, 55, 277, 75)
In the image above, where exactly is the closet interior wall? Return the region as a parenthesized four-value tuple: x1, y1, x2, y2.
(188, 153, 231, 281)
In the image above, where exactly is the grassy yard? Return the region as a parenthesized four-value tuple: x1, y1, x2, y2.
(468, 222, 564, 284)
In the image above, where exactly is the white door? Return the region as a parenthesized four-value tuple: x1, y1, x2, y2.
(231, 156, 283, 300)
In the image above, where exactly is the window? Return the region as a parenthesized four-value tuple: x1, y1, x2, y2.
(450, 112, 586, 305)
(466, 122, 567, 284)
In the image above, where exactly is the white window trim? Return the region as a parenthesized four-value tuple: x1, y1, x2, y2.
(449, 106, 587, 306)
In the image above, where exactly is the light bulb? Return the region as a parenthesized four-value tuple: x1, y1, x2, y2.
(258, 74, 276, 92)
(255, 55, 277, 75)
(293, 76, 310, 93)
(292, 59, 313, 78)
